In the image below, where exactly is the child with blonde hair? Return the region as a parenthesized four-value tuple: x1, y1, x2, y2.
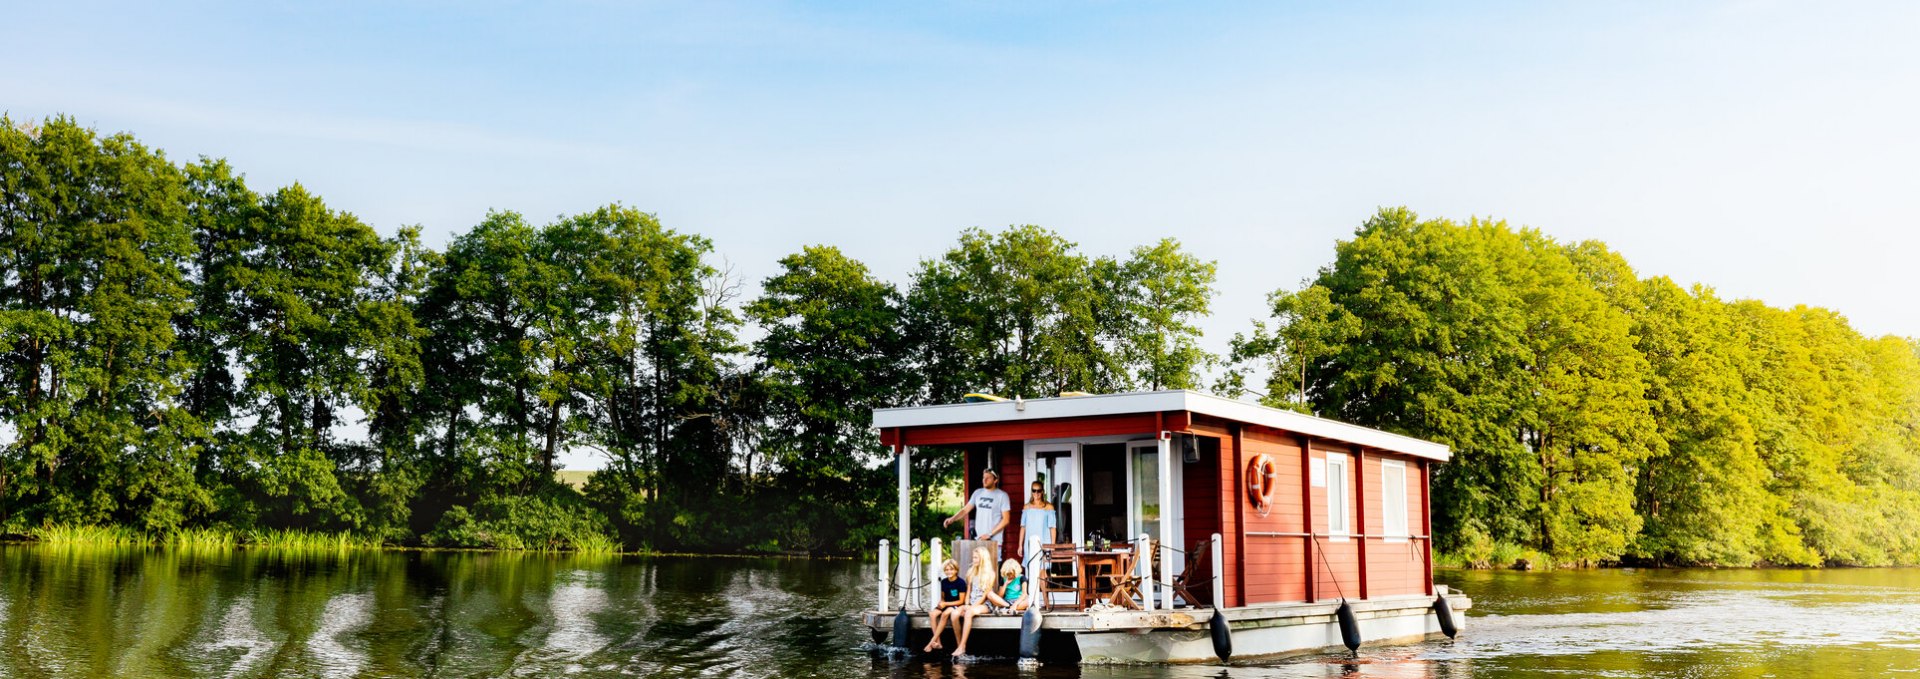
(953, 545, 998, 657)
(923, 558, 967, 653)
(987, 558, 1030, 613)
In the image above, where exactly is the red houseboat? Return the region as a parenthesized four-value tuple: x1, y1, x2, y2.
(860, 390, 1470, 663)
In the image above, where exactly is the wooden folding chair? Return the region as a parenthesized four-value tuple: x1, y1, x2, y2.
(1171, 538, 1214, 608)
(1101, 550, 1142, 610)
(1040, 543, 1083, 610)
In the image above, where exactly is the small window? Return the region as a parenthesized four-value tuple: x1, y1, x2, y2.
(1383, 460, 1409, 542)
(1325, 453, 1350, 540)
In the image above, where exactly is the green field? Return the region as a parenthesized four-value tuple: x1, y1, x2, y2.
(555, 470, 594, 491)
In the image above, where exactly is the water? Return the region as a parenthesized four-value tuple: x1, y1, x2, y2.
(3, 545, 1919, 678)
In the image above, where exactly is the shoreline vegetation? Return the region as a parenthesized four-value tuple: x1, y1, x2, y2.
(4, 116, 1918, 569)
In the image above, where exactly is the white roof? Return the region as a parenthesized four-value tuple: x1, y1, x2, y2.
(873, 390, 1451, 462)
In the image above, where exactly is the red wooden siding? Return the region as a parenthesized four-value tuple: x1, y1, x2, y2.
(1180, 434, 1225, 606)
(1238, 428, 1307, 604)
(1362, 453, 1428, 597)
(914, 408, 1436, 608)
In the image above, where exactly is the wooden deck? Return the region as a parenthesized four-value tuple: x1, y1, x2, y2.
(860, 593, 1472, 633)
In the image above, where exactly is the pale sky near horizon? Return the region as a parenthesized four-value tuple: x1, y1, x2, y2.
(8, 2, 1920, 467)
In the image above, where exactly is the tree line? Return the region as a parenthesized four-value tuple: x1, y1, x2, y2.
(0, 116, 1216, 553)
(1228, 208, 1920, 567)
(7, 118, 1918, 564)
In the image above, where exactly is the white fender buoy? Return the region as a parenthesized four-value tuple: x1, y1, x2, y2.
(1019, 605, 1044, 659)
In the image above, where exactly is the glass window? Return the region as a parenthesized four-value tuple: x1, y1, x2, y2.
(1326, 453, 1350, 538)
(1383, 460, 1408, 540)
(1132, 446, 1160, 539)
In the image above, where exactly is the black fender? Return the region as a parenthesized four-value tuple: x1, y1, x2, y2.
(1336, 600, 1361, 652)
(1210, 607, 1233, 662)
(892, 609, 912, 649)
(1433, 594, 1458, 638)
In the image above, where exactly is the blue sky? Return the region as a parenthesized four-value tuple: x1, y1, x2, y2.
(8, 2, 1920, 467)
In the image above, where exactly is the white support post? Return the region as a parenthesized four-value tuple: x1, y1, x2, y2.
(878, 539, 891, 612)
(1025, 534, 1042, 611)
(896, 447, 912, 610)
(1212, 532, 1226, 609)
(1158, 434, 1176, 611)
(909, 538, 923, 610)
(921, 537, 936, 613)
(1026, 534, 1043, 579)
(1137, 533, 1154, 611)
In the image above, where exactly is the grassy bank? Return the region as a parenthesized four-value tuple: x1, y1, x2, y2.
(1435, 541, 1557, 571)
(21, 524, 620, 555)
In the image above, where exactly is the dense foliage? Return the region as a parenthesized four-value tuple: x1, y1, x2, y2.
(1229, 208, 1920, 566)
(7, 119, 1917, 563)
(0, 117, 1217, 553)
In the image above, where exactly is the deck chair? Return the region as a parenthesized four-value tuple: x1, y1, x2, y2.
(1039, 543, 1083, 610)
(1099, 543, 1144, 610)
(1171, 538, 1214, 608)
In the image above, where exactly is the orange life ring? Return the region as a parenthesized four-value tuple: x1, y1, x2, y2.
(1246, 454, 1278, 514)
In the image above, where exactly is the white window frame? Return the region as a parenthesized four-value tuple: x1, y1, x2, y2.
(1325, 452, 1350, 541)
(1382, 459, 1409, 543)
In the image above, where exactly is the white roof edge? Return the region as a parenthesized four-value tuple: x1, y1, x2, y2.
(874, 390, 1451, 462)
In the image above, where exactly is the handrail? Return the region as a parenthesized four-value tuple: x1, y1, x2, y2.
(1245, 531, 1429, 539)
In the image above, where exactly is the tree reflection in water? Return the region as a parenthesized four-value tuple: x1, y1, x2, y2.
(3, 546, 1920, 678)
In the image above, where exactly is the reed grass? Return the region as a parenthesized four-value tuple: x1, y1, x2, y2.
(244, 528, 382, 551)
(32, 524, 153, 546)
(570, 532, 623, 554)
(22, 523, 620, 555)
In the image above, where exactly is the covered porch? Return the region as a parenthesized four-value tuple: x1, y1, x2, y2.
(875, 396, 1228, 614)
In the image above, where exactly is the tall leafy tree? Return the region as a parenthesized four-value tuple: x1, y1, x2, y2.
(217, 184, 395, 530)
(0, 116, 201, 531)
(1114, 238, 1217, 391)
(1240, 208, 1657, 563)
(1628, 278, 1808, 566)
(748, 245, 910, 551)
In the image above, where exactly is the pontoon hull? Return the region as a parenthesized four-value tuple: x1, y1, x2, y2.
(863, 593, 1469, 664)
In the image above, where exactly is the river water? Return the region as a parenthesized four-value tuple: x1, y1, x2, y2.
(2, 544, 1917, 678)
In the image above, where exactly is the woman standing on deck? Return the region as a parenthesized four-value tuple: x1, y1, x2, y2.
(953, 545, 998, 658)
(1019, 481, 1056, 560)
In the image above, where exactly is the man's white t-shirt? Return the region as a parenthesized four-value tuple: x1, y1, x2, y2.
(967, 487, 1012, 540)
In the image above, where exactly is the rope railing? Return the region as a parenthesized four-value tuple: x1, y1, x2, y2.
(1031, 536, 1223, 608)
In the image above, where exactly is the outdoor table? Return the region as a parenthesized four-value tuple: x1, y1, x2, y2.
(1074, 550, 1141, 609)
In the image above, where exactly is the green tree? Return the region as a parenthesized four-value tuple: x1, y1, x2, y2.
(1115, 238, 1217, 391)
(1624, 278, 1808, 565)
(1246, 208, 1657, 564)
(747, 245, 910, 551)
(0, 116, 202, 531)
(216, 184, 395, 530)
(1225, 284, 1358, 412)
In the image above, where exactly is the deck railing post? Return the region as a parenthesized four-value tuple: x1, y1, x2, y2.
(878, 539, 891, 612)
(1137, 532, 1154, 611)
(1157, 433, 1175, 612)
(1212, 532, 1226, 609)
(895, 446, 911, 610)
(910, 538, 924, 610)
(929, 537, 943, 610)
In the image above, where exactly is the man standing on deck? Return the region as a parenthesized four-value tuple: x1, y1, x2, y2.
(944, 468, 1011, 551)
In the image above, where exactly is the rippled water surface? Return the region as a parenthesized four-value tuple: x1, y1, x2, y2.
(3, 544, 1919, 678)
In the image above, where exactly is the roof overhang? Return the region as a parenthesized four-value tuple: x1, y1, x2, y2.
(874, 390, 1451, 462)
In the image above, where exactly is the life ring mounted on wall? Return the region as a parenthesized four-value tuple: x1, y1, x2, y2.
(1246, 453, 1278, 516)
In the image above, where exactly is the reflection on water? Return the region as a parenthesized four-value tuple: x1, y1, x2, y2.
(3, 545, 1920, 678)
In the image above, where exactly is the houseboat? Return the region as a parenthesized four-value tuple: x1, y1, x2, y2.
(860, 390, 1469, 663)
